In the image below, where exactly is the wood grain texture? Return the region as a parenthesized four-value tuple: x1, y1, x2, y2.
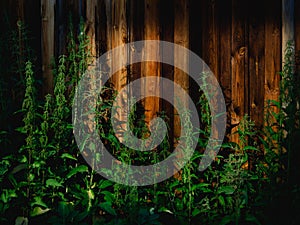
(129, 0, 144, 100)
(174, 0, 189, 140)
(218, 0, 232, 136)
(201, 0, 218, 79)
(86, 0, 97, 59)
(17, 0, 24, 21)
(161, 0, 174, 146)
(41, 0, 56, 94)
(111, 0, 128, 140)
(1, 0, 286, 145)
(96, 0, 108, 56)
(142, 0, 161, 126)
(248, 0, 265, 128)
(230, 0, 247, 142)
(264, 0, 281, 117)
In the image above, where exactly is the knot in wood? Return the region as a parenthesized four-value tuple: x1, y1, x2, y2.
(238, 47, 246, 56)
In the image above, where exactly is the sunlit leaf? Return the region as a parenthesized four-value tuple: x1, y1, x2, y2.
(46, 179, 63, 188)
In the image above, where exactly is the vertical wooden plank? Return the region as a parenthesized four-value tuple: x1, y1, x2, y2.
(129, 0, 144, 121)
(143, 0, 160, 126)
(248, 0, 265, 127)
(86, 0, 97, 59)
(282, 0, 295, 60)
(17, 0, 25, 21)
(161, 0, 174, 146)
(95, 0, 108, 56)
(111, 0, 128, 139)
(201, 0, 218, 79)
(105, 0, 112, 52)
(189, 0, 202, 138)
(218, 0, 232, 135)
(25, 0, 42, 84)
(230, 0, 247, 142)
(129, 0, 144, 83)
(264, 0, 281, 117)
(41, 0, 56, 94)
(174, 0, 189, 141)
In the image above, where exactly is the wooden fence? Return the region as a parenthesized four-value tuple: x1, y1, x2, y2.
(1, 0, 300, 141)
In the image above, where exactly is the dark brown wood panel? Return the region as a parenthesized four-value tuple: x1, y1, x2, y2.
(142, 0, 161, 126)
(230, 0, 247, 142)
(218, 0, 232, 134)
(161, 0, 174, 145)
(41, 0, 56, 94)
(0, 0, 288, 142)
(174, 0, 189, 140)
(248, 0, 265, 128)
(264, 0, 281, 117)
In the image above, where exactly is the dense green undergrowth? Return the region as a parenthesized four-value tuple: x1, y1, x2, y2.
(0, 20, 300, 225)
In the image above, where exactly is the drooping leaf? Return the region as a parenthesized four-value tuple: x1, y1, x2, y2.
(243, 146, 259, 151)
(61, 153, 77, 161)
(66, 165, 88, 179)
(30, 207, 50, 217)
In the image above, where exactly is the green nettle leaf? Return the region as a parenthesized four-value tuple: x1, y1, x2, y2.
(10, 164, 27, 174)
(217, 186, 235, 195)
(101, 190, 115, 203)
(60, 153, 77, 161)
(30, 206, 50, 217)
(46, 179, 63, 188)
(192, 208, 201, 217)
(66, 165, 88, 179)
(31, 196, 48, 208)
(99, 179, 113, 189)
(218, 195, 225, 207)
(99, 202, 117, 216)
(243, 146, 259, 151)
